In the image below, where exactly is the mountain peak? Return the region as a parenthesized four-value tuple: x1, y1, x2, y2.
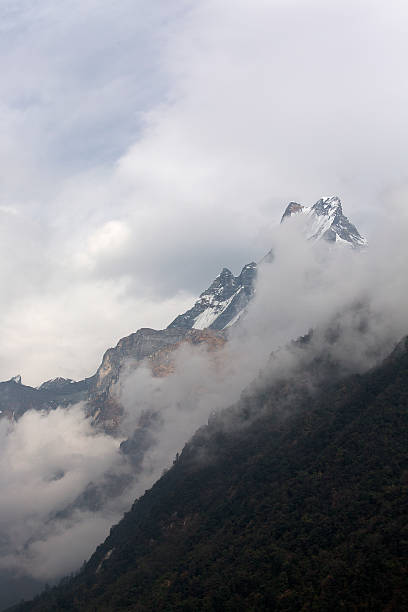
(281, 201, 305, 222)
(168, 196, 366, 333)
(218, 267, 233, 280)
(281, 195, 366, 248)
(312, 195, 342, 216)
(168, 263, 256, 331)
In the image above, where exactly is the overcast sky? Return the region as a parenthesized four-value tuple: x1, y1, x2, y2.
(1, 0, 408, 385)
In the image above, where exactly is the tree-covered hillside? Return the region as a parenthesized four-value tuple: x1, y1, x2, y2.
(13, 337, 408, 611)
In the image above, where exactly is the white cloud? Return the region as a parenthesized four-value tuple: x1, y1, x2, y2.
(75, 220, 132, 271)
(0, 404, 125, 579)
(0, 0, 408, 384)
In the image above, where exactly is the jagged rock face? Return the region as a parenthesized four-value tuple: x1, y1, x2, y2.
(168, 262, 257, 331)
(93, 327, 190, 395)
(281, 196, 367, 247)
(148, 329, 226, 377)
(90, 328, 226, 429)
(170, 198, 366, 334)
(169, 196, 366, 333)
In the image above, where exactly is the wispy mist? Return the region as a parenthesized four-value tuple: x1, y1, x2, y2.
(0, 202, 407, 586)
(0, 405, 126, 580)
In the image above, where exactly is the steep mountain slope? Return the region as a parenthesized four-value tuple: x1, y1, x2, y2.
(169, 196, 366, 331)
(16, 336, 408, 611)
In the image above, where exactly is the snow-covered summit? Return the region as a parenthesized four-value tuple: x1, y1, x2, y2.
(281, 196, 367, 248)
(169, 196, 366, 332)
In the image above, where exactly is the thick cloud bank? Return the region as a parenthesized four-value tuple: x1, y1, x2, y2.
(2, 1, 408, 383)
(0, 203, 407, 585)
(0, 405, 125, 580)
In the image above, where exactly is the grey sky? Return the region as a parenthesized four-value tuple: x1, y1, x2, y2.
(0, 0, 407, 384)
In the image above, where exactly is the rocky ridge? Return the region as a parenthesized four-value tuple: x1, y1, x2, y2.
(169, 196, 366, 332)
(0, 328, 226, 429)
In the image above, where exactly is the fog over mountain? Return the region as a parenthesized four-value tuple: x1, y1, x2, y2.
(1, 2, 408, 609)
(0, 199, 407, 607)
(1, 1, 408, 384)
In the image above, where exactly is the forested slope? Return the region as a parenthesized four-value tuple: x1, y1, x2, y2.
(14, 337, 408, 611)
